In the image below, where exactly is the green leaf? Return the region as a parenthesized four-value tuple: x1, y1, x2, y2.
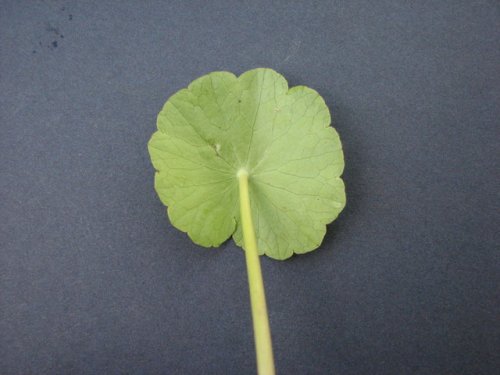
(148, 68, 345, 260)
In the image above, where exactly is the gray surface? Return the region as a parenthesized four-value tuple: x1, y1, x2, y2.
(1, 1, 499, 374)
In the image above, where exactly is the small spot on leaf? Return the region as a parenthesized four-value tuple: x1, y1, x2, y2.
(214, 143, 221, 155)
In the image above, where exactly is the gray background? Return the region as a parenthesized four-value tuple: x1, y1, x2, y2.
(1, 1, 499, 374)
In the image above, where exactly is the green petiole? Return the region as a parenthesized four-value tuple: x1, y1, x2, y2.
(237, 168, 275, 375)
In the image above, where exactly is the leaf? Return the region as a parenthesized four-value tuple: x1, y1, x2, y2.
(148, 68, 345, 260)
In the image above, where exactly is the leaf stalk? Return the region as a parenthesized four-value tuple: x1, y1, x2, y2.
(237, 168, 276, 375)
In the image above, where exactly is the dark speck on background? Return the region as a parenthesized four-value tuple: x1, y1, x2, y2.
(69, 14, 73, 21)
(52, 40, 58, 48)
(46, 24, 60, 35)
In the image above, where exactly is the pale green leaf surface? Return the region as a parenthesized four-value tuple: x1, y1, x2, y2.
(148, 68, 345, 260)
